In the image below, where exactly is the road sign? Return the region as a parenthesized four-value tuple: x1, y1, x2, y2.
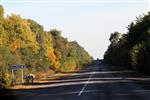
(17, 65, 24, 69)
(10, 65, 24, 70)
(10, 65, 25, 84)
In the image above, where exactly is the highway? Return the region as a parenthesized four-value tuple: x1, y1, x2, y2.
(1, 61, 150, 100)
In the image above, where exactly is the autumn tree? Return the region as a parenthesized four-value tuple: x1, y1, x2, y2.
(0, 5, 4, 17)
(0, 5, 92, 86)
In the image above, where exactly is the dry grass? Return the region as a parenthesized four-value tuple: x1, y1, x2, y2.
(34, 70, 55, 80)
(8, 85, 33, 89)
(7, 69, 79, 90)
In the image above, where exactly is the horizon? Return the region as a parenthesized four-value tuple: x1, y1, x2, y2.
(1, 0, 149, 59)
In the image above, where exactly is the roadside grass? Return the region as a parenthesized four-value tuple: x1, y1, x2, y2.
(7, 69, 79, 90)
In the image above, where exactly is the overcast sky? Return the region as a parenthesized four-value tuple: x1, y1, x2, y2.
(1, 0, 149, 59)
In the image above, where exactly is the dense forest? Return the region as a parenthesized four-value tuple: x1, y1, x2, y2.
(104, 12, 150, 74)
(0, 5, 92, 86)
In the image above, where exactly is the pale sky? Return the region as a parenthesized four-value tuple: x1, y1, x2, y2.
(1, 0, 149, 59)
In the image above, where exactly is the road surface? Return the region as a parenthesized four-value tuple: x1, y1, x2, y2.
(1, 61, 150, 100)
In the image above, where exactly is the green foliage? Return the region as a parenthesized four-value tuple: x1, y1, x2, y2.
(50, 29, 68, 56)
(68, 41, 92, 66)
(0, 5, 92, 86)
(109, 32, 122, 47)
(135, 41, 150, 73)
(6, 14, 40, 52)
(129, 43, 143, 69)
(61, 57, 76, 72)
(104, 12, 150, 74)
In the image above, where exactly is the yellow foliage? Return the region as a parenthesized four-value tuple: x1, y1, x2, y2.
(3, 70, 11, 85)
(47, 47, 61, 71)
(55, 51, 62, 62)
(11, 39, 21, 51)
(53, 61, 61, 71)
(0, 33, 8, 46)
(48, 47, 56, 62)
(7, 14, 39, 52)
(43, 32, 53, 56)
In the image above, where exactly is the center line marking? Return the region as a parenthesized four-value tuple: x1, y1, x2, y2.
(78, 71, 95, 96)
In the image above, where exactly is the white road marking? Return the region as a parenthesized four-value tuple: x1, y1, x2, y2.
(78, 71, 95, 96)
(71, 71, 136, 76)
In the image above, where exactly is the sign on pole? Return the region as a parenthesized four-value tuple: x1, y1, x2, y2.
(10, 65, 25, 84)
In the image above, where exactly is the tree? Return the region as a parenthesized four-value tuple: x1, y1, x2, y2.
(0, 5, 92, 86)
(6, 14, 39, 53)
(0, 5, 4, 17)
(109, 32, 122, 47)
(104, 12, 150, 74)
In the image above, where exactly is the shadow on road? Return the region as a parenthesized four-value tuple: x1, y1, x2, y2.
(1, 62, 150, 100)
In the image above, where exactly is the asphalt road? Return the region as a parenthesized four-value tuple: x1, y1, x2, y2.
(1, 61, 150, 100)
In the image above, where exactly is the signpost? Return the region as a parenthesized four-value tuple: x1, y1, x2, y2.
(10, 65, 25, 85)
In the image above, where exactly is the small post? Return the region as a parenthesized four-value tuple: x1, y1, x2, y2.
(11, 69, 14, 80)
(11, 69, 15, 85)
(21, 68, 24, 84)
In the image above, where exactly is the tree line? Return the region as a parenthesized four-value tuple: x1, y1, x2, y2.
(0, 5, 92, 85)
(104, 12, 150, 74)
